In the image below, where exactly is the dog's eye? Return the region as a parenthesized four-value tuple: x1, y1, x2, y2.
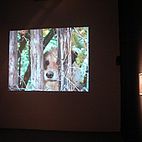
(44, 60, 49, 69)
(45, 60, 49, 66)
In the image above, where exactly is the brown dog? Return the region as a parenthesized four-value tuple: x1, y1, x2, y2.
(43, 47, 86, 91)
(44, 48, 59, 91)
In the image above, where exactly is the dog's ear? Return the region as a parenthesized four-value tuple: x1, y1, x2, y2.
(71, 51, 78, 64)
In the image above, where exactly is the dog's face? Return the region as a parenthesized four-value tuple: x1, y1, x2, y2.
(43, 48, 84, 91)
(44, 48, 59, 91)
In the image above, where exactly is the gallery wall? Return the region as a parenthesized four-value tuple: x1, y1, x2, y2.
(0, 0, 120, 131)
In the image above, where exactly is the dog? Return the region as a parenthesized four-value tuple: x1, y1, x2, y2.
(43, 47, 87, 91)
(44, 47, 59, 91)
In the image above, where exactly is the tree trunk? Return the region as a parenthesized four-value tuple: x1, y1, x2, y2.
(9, 31, 18, 90)
(30, 29, 44, 91)
(86, 28, 89, 91)
(57, 28, 72, 91)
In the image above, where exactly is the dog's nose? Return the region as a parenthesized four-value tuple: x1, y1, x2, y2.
(46, 71, 54, 78)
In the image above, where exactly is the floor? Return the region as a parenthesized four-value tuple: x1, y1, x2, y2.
(1, 128, 142, 142)
(0, 129, 124, 142)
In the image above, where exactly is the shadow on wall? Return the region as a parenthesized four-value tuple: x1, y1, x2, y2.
(28, 0, 63, 27)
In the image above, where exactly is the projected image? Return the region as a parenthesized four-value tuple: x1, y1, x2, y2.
(9, 27, 89, 91)
(139, 73, 142, 95)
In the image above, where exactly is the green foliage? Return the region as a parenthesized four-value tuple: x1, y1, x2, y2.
(76, 48, 87, 67)
(20, 44, 29, 78)
(71, 27, 88, 67)
(17, 31, 30, 89)
(43, 28, 57, 54)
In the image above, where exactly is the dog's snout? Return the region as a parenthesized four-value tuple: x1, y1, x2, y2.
(46, 71, 54, 78)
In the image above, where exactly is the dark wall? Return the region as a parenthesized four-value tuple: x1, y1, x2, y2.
(119, 0, 142, 141)
(0, 0, 120, 131)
